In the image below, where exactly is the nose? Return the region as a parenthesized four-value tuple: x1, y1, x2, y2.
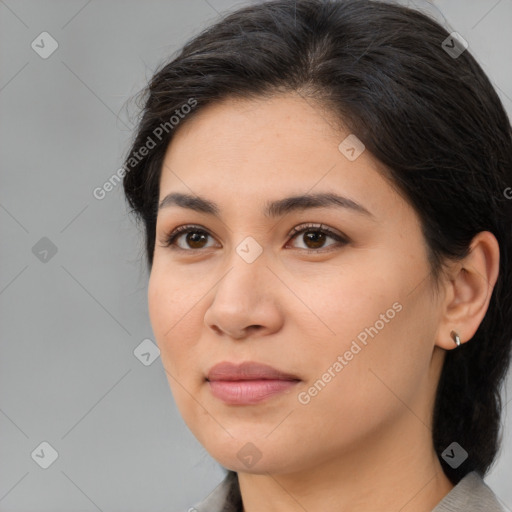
(203, 249, 284, 341)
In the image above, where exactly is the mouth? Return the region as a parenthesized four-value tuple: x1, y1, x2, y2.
(206, 361, 301, 405)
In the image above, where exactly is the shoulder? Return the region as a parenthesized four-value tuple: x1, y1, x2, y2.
(433, 471, 506, 512)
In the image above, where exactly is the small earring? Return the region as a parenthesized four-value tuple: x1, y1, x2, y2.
(450, 330, 461, 347)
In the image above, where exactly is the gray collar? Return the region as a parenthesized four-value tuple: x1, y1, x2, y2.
(432, 471, 505, 512)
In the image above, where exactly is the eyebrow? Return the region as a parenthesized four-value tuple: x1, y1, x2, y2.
(158, 192, 374, 219)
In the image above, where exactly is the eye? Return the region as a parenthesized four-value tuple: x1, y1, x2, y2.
(160, 223, 349, 253)
(286, 223, 349, 252)
(160, 224, 218, 251)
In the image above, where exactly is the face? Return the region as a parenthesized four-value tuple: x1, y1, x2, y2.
(148, 93, 445, 475)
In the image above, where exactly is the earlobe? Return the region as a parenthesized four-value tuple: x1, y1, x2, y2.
(435, 231, 500, 351)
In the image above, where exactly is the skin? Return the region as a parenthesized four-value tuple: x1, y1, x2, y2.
(148, 93, 500, 512)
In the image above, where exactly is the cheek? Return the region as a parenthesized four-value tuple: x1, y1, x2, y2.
(147, 269, 194, 374)
(148, 271, 172, 343)
(288, 308, 425, 457)
(291, 260, 435, 420)
(148, 270, 204, 423)
(286, 260, 395, 352)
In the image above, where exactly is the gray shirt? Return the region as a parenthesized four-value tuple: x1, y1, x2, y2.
(184, 470, 506, 512)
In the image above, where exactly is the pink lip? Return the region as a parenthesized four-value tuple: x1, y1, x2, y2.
(207, 361, 300, 381)
(206, 361, 300, 405)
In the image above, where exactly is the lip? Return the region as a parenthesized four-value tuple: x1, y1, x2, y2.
(207, 361, 300, 381)
(206, 361, 300, 405)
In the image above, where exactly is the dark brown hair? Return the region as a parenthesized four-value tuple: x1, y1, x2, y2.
(123, 0, 512, 484)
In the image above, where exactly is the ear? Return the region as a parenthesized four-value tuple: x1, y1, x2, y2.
(435, 231, 500, 350)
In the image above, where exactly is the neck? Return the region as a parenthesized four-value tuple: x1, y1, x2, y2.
(237, 413, 454, 512)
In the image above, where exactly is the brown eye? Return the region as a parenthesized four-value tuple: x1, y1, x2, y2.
(299, 230, 327, 249)
(162, 225, 217, 250)
(287, 223, 349, 252)
(161, 223, 348, 253)
(183, 231, 209, 249)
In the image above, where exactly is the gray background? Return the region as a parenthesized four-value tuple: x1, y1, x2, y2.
(1, 0, 511, 510)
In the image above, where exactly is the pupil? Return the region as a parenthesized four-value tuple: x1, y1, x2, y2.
(305, 231, 325, 248)
(188, 232, 206, 248)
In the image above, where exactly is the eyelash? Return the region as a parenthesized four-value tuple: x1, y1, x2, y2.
(160, 223, 349, 254)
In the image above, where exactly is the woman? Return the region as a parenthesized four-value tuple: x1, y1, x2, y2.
(122, 0, 512, 510)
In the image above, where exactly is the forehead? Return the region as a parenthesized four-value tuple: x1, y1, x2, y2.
(158, 93, 402, 220)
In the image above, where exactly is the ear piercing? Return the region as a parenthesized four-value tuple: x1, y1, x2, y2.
(450, 330, 461, 347)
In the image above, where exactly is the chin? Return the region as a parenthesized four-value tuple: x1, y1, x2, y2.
(201, 436, 307, 475)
